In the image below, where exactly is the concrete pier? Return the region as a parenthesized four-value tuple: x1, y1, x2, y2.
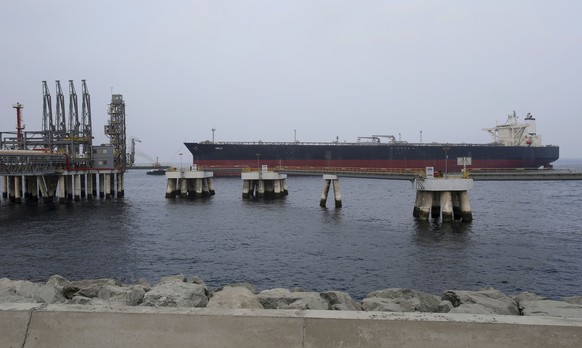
(413, 175, 474, 222)
(0, 170, 124, 204)
(320, 174, 342, 208)
(241, 169, 288, 199)
(165, 169, 214, 199)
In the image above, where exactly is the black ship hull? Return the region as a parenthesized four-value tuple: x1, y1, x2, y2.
(184, 142, 559, 174)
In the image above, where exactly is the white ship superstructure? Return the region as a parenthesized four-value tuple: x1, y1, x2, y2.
(483, 111, 542, 146)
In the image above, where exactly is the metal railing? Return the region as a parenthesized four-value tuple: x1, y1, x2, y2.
(0, 152, 67, 175)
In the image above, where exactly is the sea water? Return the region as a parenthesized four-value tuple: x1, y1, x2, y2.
(1, 160, 581, 300)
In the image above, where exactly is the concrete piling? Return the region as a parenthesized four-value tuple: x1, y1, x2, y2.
(320, 179, 331, 207)
(99, 173, 105, 198)
(413, 176, 473, 222)
(241, 170, 288, 200)
(320, 175, 342, 208)
(58, 176, 66, 203)
(116, 173, 124, 198)
(74, 174, 81, 201)
(0, 170, 125, 204)
(165, 178, 177, 198)
(430, 192, 441, 219)
(207, 178, 215, 195)
(165, 169, 214, 199)
(440, 191, 453, 222)
(417, 191, 433, 221)
(13, 176, 21, 203)
(1, 176, 7, 199)
(459, 191, 473, 222)
(87, 174, 94, 199)
(80, 174, 86, 198)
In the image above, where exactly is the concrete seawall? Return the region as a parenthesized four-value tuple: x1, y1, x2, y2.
(3, 303, 582, 347)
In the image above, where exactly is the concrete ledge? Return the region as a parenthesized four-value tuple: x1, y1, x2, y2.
(0, 304, 42, 348)
(165, 170, 213, 179)
(241, 172, 287, 180)
(4, 306, 582, 347)
(415, 178, 474, 191)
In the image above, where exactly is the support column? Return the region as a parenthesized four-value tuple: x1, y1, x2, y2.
(195, 178, 203, 196)
(1, 176, 7, 199)
(202, 178, 210, 197)
(59, 175, 66, 203)
(38, 176, 50, 203)
(273, 179, 282, 198)
(87, 173, 94, 200)
(105, 173, 111, 199)
(80, 174, 86, 198)
(117, 173, 124, 198)
(459, 191, 473, 222)
(332, 178, 342, 208)
(250, 180, 257, 198)
(165, 178, 176, 198)
(8, 176, 15, 202)
(431, 192, 441, 219)
(417, 191, 433, 221)
(320, 179, 331, 207)
(74, 174, 81, 201)
(281, 179, 288, 195)
(452, 192, 461, 221)
(99, 173, 105, 199)
(180, 178, 188, 198)
(66, 175, 73, 201)
(14, 176, 22, 203)
(92, 174, 98, 197)
(187, 178, 196, 197)
(109, 173, 115, 198)
(207, 178, 215, 196)
(257, 180, 265, 198)
(413, 191, 422, 218)
(242, 180, 251, 199)
(23, 176, 30, 200)
(30, 176, 38, 202)
(440, 191, 453, 222)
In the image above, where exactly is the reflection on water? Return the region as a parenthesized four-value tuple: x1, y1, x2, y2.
(320, 207, 343, 224)
(413, 219, 473, 234)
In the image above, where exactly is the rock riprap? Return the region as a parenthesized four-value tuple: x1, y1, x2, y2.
(2, 275, 582, 318)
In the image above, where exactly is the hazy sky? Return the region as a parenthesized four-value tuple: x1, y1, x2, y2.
(1, 0, 581, 164)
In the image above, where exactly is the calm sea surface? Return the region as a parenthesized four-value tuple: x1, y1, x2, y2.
(2, 159, 582, 300)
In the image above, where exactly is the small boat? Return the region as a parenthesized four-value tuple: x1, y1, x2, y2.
(146, 168, 166, 176)
(146, 157, 166, 175)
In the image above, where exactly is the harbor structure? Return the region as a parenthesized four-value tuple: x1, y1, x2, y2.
(413, 167, 473, 222)
(0, 81, 128, 204)
(320, 174, 342, 208)
(164, 166, 215, 199)
(241, 165, 288, 199)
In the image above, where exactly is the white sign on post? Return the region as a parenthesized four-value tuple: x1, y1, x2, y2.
(426, 166, 434, 178)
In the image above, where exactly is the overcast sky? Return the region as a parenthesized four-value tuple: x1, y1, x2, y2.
(1, 0, 580, 164)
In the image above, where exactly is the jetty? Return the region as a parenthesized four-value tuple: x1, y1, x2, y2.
(0, 81, 129, 203)
(241, 166, 288, 199)
(164, 166, 215, 198)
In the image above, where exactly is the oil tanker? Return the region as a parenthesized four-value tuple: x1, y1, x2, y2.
(184, 112, 559, 175)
